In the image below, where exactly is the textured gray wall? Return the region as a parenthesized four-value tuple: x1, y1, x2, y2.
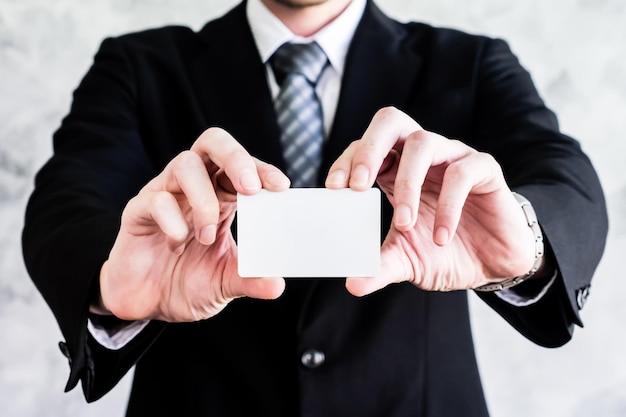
(1, 0, 625, 416)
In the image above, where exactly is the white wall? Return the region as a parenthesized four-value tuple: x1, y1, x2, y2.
(1, 0, 625, 416)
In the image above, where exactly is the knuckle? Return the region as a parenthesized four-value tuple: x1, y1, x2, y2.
(192, 190, 218, 215)
(227, 147, 249, 161)
(174, 150, 202, 170)
(202, 126, 229, 142)
(404, 130, 434, 150)
(355, 138, 378, 157)
(394, 177, 419, 193)
(466, 151, 504, 180)
(223, 148, 252, 171)
(150, 190, 174, 210)
(445, 160, 469, 179)
(194, 127, 233, 155)
(448, 138, 470, 148)
(475, 150, 495, 164)
(151, 193, 185, 222)
(373, 106, 421, 133)
(253, 158, 271, 170)
(346, 138, 361, 151)
(479, 152, 502, 172)
(337, 139, 361, 159)
(373, 106, 401, 121)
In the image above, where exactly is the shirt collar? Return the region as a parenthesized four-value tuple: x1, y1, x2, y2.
(246, 0, 366, 76)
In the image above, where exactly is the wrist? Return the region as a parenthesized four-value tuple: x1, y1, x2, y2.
(475, 192, 545, 292)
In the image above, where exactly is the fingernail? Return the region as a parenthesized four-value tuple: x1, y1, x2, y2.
(327, 170, 346, 186)
(395, 204, 413, 228)
(200, 225, 217, 244)
(435, 226, 449, 245)
(240, 169, 260, 191)
(351, 165, 369, 188)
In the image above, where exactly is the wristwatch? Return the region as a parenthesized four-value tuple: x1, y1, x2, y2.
(474, 192, 545, 292)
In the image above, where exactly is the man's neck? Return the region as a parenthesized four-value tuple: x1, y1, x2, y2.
(260, 0, 353, 37)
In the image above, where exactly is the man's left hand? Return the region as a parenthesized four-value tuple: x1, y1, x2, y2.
(325, 107, 537, 296)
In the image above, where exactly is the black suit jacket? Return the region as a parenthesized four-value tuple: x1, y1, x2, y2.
(23, 1, 607, 416)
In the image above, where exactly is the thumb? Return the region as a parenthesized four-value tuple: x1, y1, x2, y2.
(240, 277, 286, 300)
(223, 275, 286, 301)
(346, 245, 412, 297)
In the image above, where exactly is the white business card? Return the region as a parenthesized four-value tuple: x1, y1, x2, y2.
(237, 188, 380, 277)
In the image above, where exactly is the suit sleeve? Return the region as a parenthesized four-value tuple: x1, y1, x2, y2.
(22, 37, 166, 402)
(469, 38, 608, 347)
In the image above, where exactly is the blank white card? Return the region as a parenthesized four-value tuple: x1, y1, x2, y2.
(237, 188, 380, 277)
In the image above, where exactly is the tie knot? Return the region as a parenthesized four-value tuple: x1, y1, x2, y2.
(270, 42, 328, 86)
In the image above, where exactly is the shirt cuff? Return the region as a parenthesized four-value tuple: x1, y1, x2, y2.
(87, 317, 150, 350)
(494, 271, 558, 307)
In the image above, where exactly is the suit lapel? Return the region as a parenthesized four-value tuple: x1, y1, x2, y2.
(322, 1, 423, 175)
(191, 2, 286, 171)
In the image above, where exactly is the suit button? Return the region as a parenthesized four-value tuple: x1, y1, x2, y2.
(301, 349, 325, 369)
(576, 285, 591, 309)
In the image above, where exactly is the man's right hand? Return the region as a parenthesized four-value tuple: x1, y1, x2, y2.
(95, 127, 289, 322)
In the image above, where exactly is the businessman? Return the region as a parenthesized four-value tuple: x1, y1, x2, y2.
(23, 0, 607, 416)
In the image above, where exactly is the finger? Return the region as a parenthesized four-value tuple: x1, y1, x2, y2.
(345, 276, 387, 297)
(433, 151, 503, 245)
(191, 127, 262, 194)
(346, 244, 413, 297)
(255, 158, 291, 191)
(327, 140, 400, 190)
(223, 276, 286, 301)
(162, 151, 220, 245)
(240, 277, 286, 300)
(325, 141, 358, 189)
(347, 107, 421, 190)
(124, 190, 190, 253)
(392, 133, 475, 233)
(214, 158, 290, 200)
(389, 130, 436, 231)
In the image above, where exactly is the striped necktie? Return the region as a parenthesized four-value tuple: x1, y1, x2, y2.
(270, 42, 329, 187)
